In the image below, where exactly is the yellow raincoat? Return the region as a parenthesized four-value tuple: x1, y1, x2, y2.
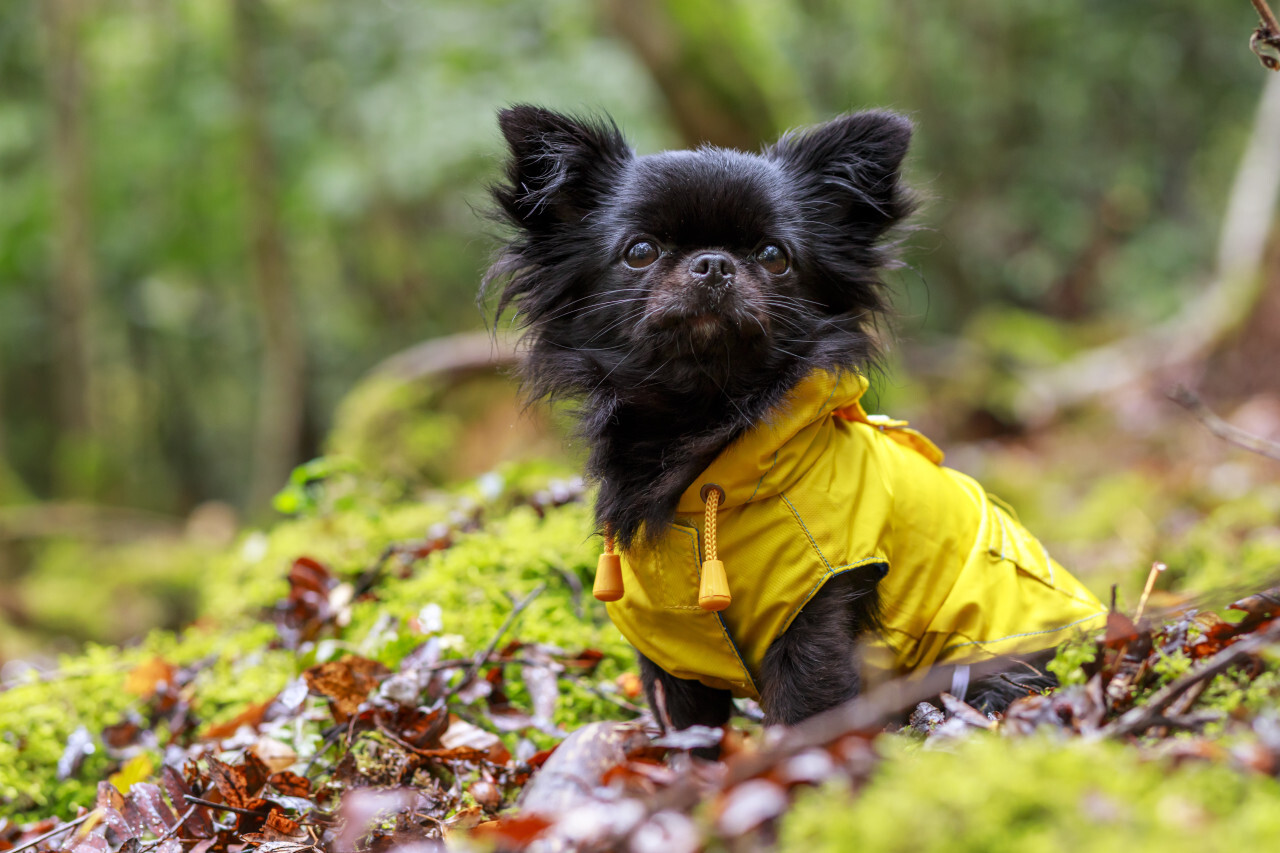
(605, 370, 1105, 699)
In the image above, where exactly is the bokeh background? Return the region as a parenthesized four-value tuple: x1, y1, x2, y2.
(3, 0, 1279, 657)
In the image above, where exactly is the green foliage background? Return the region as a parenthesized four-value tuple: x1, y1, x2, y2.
(3, 4, 1280, 833)
(0, 0, 1265, 514)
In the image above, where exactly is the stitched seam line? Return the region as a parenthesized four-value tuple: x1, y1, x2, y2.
(667, 524, 701, 610)
(941, 612, 1106, 653)
(716, 612, 758, 695)
(747, 371, 850, 504)
(667, 522, 756, 692)
(747, 451, 779, 502)
(1040, 539, 1055, 586)
(817, 375, 842, 418)
(779, 492, 834, 572)
(780, 558, 889, 630)
(831, 559, 884, 571)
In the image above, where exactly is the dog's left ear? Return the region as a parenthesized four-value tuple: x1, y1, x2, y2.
(767, 111, 913, 231)
(494, 105, 632, 233)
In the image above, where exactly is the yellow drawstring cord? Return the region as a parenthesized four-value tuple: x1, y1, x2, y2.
(594, 485, 731, 609)
(593, 527, 624, 601)
(698, 484, 731, 611)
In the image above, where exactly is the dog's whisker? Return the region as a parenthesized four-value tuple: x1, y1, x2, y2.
(538, 288, 651, 322)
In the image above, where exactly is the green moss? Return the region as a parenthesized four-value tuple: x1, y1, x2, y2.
(0, 644, 141, 818)
(1046, 635, 1098, 687)
(781, 735, 1280, 853)
(1158, 490, 1280, 599)
(0, 472, 635, 821)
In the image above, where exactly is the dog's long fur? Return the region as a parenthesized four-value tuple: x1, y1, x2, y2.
(485, 106, 1053, 728)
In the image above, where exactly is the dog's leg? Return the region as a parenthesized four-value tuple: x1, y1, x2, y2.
(758, 571, 881, 726)
(963, 649, 1058, 713)
(637, 652, 733, 732)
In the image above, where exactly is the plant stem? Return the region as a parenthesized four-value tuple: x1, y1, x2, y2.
(1169, 386, 1280, 463)
(1253, 0, 1280, 35)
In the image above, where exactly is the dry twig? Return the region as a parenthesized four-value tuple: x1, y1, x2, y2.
(1251, 0, 1280, 71)
(1253, 0, 1280, 40)
(182, 795, 269, 818)
(138, 804, 200, 853)
(1102, 621, 1280, 737)
(7, 812, 94, 853)
(452, 584, 547, 695)
(1169, 386, 1280, 463)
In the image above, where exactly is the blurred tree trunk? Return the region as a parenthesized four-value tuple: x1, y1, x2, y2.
(43, 0, 100, 492)
(603, 0, 783, 149)
(231, 0, 306, 512)
(1204, 235, 1280, 400)
(1017, 73, 1280, 423)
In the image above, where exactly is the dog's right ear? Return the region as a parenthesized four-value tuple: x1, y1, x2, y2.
(494, 105, 631, 231)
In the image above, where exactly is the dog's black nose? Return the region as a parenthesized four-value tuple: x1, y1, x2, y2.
(689, 252, 735, 286)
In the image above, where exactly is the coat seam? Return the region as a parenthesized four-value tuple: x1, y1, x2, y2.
(747, 451, 779, 502)
(941, 612, 1106, 654)
(779, 492, 834, 572)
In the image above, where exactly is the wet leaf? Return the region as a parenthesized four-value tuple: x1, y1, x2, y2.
(125, 658, 177, 700)
(652, 725, 723, 750)
(202, 700, 273, 741)
(205, 757, 269, 815)
(909, 702, 945, 734)
(439, 717, 511, 763)
(251, 738, 298, 775)
(1104, 611, 1141, 649)
(936, 696, 993, 727)
(468, 780, 502, 810)
(267, 772, 311, 798)
(101, 717, 144, 751)
(562, 649, 605, 673)
(58, 727, 97, 781)
(303, 656, 390, 722)
(716, 778, 788, 836)
(468, 814, 552, 846)
(273, 556, 339, 648)
(160, 765, 214, 838)
(121, 784, 176, 837)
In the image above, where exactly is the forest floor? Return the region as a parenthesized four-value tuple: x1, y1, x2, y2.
(3, 383, 1280, 852)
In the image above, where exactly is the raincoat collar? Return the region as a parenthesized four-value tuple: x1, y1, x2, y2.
(673, 370, 869, 515)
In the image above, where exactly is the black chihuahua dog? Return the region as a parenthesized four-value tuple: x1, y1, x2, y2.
(484, 105, 1065, 730)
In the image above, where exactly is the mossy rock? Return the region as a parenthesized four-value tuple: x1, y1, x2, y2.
(326, 369, 576, 494)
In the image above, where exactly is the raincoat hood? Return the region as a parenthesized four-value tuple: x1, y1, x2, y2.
(604, 370, 1105, 699)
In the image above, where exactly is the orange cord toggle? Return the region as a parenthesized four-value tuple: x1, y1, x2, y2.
(698, 483, 731, 611)
(593, 528, 624, 601)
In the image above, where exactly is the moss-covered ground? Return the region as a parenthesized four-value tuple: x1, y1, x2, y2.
(3, 398, 1280, 850)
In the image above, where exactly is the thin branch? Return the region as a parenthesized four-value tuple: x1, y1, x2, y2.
(1253, 0, 1280, 35)
(182, 795, 268, 818)
(1169, 385, 1280, 462)
(1102, 621, 1280, 737)
(138, 804, 199, 853)
(7, 813, 93, 853)
(564, 674, 647, 715)
(714, 656, 1019, 791)
(451, 584, 547, 695)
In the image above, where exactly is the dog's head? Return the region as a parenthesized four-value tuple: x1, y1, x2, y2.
(486, 106, 914, 405)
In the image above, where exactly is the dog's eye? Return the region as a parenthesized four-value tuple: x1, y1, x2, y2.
(756, 244, 789, 275)
(624, 240, 660, 269)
